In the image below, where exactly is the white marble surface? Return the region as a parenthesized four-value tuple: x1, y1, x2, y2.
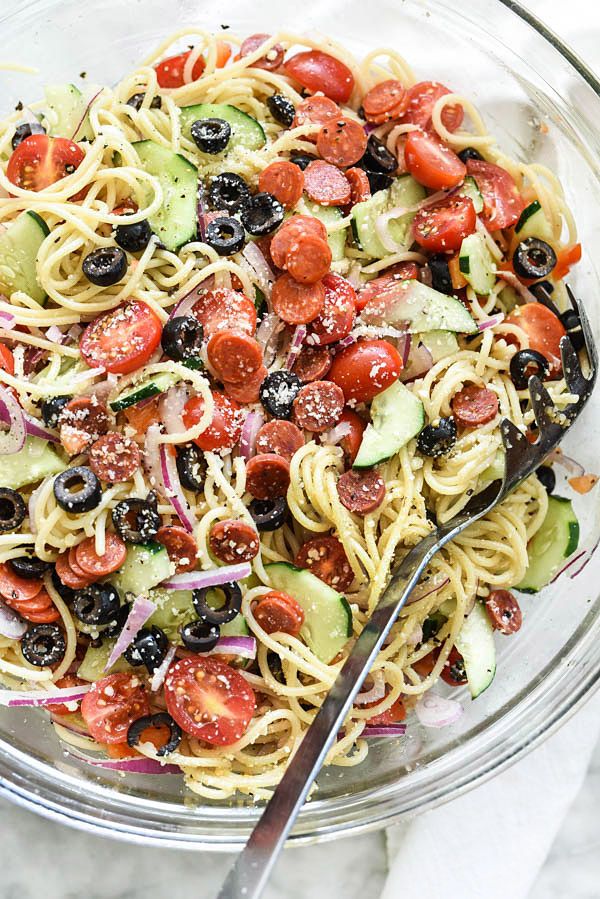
(1, 1, 599, 898)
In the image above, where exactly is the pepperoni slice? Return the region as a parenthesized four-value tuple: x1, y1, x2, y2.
(362, 79, 407, 123)
(0, 564, 43, 603)
(75, 533, 127, 577)
(68, 546, 92, 581)
(451, 384, 499, 427)
(223, 365, 268, 404)
(54, 551, 94, 590)
(207, 330, 264, 386)
(344, 167, 371, 209)
(337, 468, 386, 515)
(400, 81, 464, 133)
(59, 396, 111, 455)
(17, 590, 61, 624)
(258, 161, 304, 210)
(255, 420, 304, 461)
(285, 234, 332, 285)
(89, 432, 141, 483)
(254, 590, 304, 636)
(316, 117, 368, 168)
(192, 288, 257, 338)
(292, 94, 341, 131)
(304, 160, 351, 206)
(269, 216, 328, 269)
(485, 589, 522, 635)
(208, 519, 260, 564)
(292, 380, 345, 433)
(245, 453, 291, 500)
(156, 525, 198, 573)
(292, 345, 332, 382)
(271, 274, 325, 325)
(295, 535, 353, 591)
(238, 33, 284, 71)
(308, 272, 356, 346)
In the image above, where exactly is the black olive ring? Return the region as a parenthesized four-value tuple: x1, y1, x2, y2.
(181, 619, 221, 653)
(72, 584, 121, 625)
(205, 216, 246, 256)
(123, 626, 169, 673)
(512, 238, 557, 280)
(127, 712, 182, 757)
(193, 583, 242, 625)
(112, 498, 161, 544)
(0, 488, 27, 532)
(190, 117, 232, 154)
(53, 466, 102, 514)
(9, 556, 51, 580)
(249, 497, 287, 532)
(176, 444, 207, 492)
(21, 624, 66, 668)
(509, 349, 550, 390)
(161, 315, 204, 364)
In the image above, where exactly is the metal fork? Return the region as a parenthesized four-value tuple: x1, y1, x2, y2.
(217, 289, 597, 899)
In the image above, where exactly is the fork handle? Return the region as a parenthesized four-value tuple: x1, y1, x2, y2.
(216, 531, 440, 899)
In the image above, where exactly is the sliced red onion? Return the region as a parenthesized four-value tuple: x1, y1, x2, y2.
(545, 449, 585, 478)
(0, 310, 16, 330)
(0, 683, 91, 707)
(329, 333, 357, 354)
(150, 644, 177, 692)
(159, 443, 196, 532)
(0, 403, 59, 444)
(570, 537, 600, 580)
(398, 333, 411, 368)
(406, 576, 450, 606)
(169, 276, 215, 321)
(65, 748, 180, 775)
(240, 410, 265, 462)
(362, 724, 407, 737)
(363, 122, 378, 135)
(72, 366, 106, 384)
(162, 562, 251, 590)
(208, 636, 257, 660)
(144, 424, 167, 494)
(550, 550, 587, 584)
(400, 342, 433, 383)
(66, 323, 83, 343)
(45, 325, 65, 344)
(71, 88, 103, 140)
(160, 385, 189, 435)
(478, 313, 505, 331)
(496, 270, 538, 304)
(104, 595, 157, 671)
(242, 241, 276, 293)
(0, 386, 26, 455)
(321, 420, 352, 446)
(256, 312, 282, 350)
(285, 324, 307, 370)
(0, 601, 27, 640)
(415, 691, 463, 728)
(355, 670, 386, 706)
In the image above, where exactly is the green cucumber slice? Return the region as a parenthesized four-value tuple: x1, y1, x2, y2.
(44, 83, 94, 141)
(353, 380, 425, 469)
(515, 200, 554, 243)
(459, 232, 496, 295)
(0, 211, 49, 305)
(351, 175, 426, 259)
(111, 543, 174, 597)
(77, 640, 131, 681)
(518, 495, 580, 593)
(459, 175, 484, 214)
(109, 371, 179, 412)
(0, 437, 65, 490)
(180, 103, 266, 152)
(420, 330, 459, 362)
(133, 141, 198, 251)
(455, 601, 496, 698)
(360, 279, 478, 334)
(306, 202, 348, 261)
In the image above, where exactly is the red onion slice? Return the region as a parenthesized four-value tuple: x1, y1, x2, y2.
(415, 691, 463, 728)
(45, 325, 65, 344)
(197, 182, 208, 243)
(0, 404, 59, 444)
(285, 324, 307, 370)
(208, 635, 257, 660)
(0, 386, 26, 455)
(496, 270, 538, 304)
(0, 601, 27, 640)
(104, 595, 157, 671)
(159, 443, 196, 532)
(65, 748, 180, 774)
(0, 310, 17, 330)
(150, 644, 177, 692)
(398, 333, 411, 369)
(355, 670, 386, 706)
(71, 88, 103, 140)
(400, 342, 433, 383)
(240, 410, 265, 462)
(321, 420, 352, 446)
(0, 683, 91, 707)
(362, 724, 407, 737)
(406, 576, 450, 606)
(550, 550, 587, 584)
(328, 333, 357, 354)
(162, 562, 251, 590)
(478, 313, 505, 331)
(242, 241, 276, 293)
(50, 715, 91, 737)
(144, 424, 167, 494)
(570, 537, 600, 580)
(545, 449, 585, 478)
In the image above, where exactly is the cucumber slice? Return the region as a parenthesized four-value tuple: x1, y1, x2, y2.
(515, 200, 554, 243)
(111, 543, 174, 597)
(351, 175, 426, 259)
(0, 211, 49, 305)
(265, 562, 352, 663)
(518, 495, 580, 593)
(77, 640, 131, 682)
(459, 232, 496, 295)
(479, 449, 506, 486)
(306, 202, 348, 261)
(498, 284, 519, 313)
(180, 103, 266, 152)
(109, 371, 179, 412)
(459, 175, 484, 214)
(420, 330, 459, 362)
(455, 601, 496, 698)
(0, 437, 65, 490)
(361, 279, 478, 334)
(133, 141, 198, 251)
(44, 83, 94, 141)
(353, 380, 425, 469)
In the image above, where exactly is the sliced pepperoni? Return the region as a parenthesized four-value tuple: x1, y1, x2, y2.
(255, 420, 304, 461)
(245, 453, 291, 500)
(75, 533, 127, 577)
(308, 272, 356, 346)
(285, 234, 332, 285)
(337, 468, 386, 515)
(68, 547, 91, 581)
(316, 117, 368, 168)
(344, 167, 371, 210)
(223, 365, 268, 404)
(258, 161, 304, 210)
(254, 590, 304, 636)
(485, 589, 522, 635)
(271, 274, 325, 325)
(17, 591, 61, 624)
(292, 380, 345, 433)
(207, 330, 264, 386)
(55, 551, 93, 590)
(192, 288, 257, 338)
(295, 535, 353, 591)
(208, 519, 260, 564)
(304, 160, 351, 206)
(269, 216, 328, 269)
(156, 525, 198, 573)
(59, 396, 110, 454)
(238, 33, 284, 71)
(0, 564, 43, 603)
(292, 345, 332, 382)
(89, 432, 141, 483)
(362, 80, 407, 123)
(451, 384, 499, 428)
(292, 94, 341, 132)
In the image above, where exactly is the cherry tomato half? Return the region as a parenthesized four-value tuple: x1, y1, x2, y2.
(154, 50, 205, 88)
(164, 655, 256, 745)
(183, 391, 244, 452)
(466, 159, 524, 230)
(7, 134, 85, 193)
(284, 50, 355, 104)
(364, 695, 407, 726)
(404, 130, 466, 191)
(328, 339, 402, 403)
(400, 81, 464, 133)
(79, 300, 163, 375)
(355, 262, 420, 312)
(505, 303, 566, 377)
(308, 272, 356, 346)
(412, 195, 476, 253)
(80, 673, 150, 745)
(337, 408, 365, 466)
(0, 344, 15, 376)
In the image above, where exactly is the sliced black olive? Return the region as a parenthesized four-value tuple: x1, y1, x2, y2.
(509, 348, 550, 390)
(9, 556, 51, 580)
(73, 583, 121, 625)
(112, 498, 161, 544)
(124, 625, 168, 673)
(127, 712, 182, 756)
(82, 247, 128, 287)
(161, 315, 203, 364)
(190, 117, 231, 154)
(428, 254, 453, 294)
(53, 466, 102, 513)
(259, 370, 302, 419)
(12, 121, 45, 151)
(193, 583, 242, 625)
(240, 192, 285, 237)
(417, 417, 457, 457)
(127, 92, 162, 111)
(266, 650, 285, 683)
(114, 219, 153, 253)
(208, 172, 250, 214)
(205, 216, 246, 255)
(181, 619, 221, 652)
(290, 154, 315, 171)
(267, 94, 295, 127)
(359, 168, 393, 194)
(248, 497, 287, 532)
(560, 309, 585, 351)
(21, 624, 66, 667)
(457, 147, 483, 163)
(512, 238, 557, 280)
(51, 569, 75, 605)
(361, 134, 397, 174)
(176, 444, 207, 492)
(102, 602, 131, 638)
(40, 395, 71, 429)
(537, 465, 556, 494)
(0, 488, 26, 532)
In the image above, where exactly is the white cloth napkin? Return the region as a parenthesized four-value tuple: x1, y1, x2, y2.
(382, 691, 600, 899)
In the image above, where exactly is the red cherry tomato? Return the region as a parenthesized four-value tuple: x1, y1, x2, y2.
(505, 303, 566, 377)
(0, 344, 15, 375)
(79, 300, 162, 375)
(183, 391, 244, 452)
(328, 339, 402, 403)
(404, 130, 466, 191)
(412, 195, 476, 253)
(466, 159, 524, 230)
(80, 673, 150, 745)
(337, 408, 365, 465)
(164, 656, 256, 745)
(364, 695, 407, 725)
(400, 81, 464, 133)
(51, 675, 87, 717)
(154, 50, 206, 88)
(7, 135, 85, 193)
(553, 243, 582, 281)
(355, 262, 420, 312)
(284, 50, 355, 104)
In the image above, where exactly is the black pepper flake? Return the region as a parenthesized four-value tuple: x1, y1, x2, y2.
(79, 71, 87, 79)
(221, 23, 230, 29)
(15, 101, 23, 111)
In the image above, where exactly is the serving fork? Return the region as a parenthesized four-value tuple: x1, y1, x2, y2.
(217, 287, 597, 899)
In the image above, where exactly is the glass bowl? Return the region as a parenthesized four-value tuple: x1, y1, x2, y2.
(0, 0, 599, 850)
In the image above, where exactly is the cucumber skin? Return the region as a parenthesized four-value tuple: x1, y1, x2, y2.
(515, 200, 541, 233)
(518, 495, 580, 593)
